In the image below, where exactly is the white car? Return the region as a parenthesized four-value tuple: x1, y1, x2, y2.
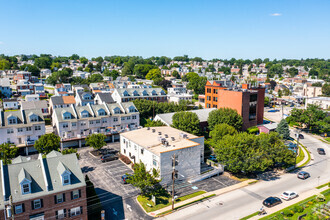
(280, 191, 298, 200)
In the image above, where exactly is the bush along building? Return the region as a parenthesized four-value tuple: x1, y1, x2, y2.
(0, 151, 87, 220)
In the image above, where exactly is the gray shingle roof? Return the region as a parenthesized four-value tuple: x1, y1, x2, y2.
(96, 93, 115, 104)
(115, 88, 166, 98)
(21, 100, 48, 110)
(0, 151, 85, 206)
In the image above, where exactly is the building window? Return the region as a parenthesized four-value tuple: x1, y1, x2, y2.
(62, 124, 68, 128)
(90, 121, 94, 125)
(8, 118, 17, 124)
(55, 193, 65, 204)
(26, 127, 32, 131)
(17, 128, 23, 132)
(121, 117, 125, 121)
(33, 199, 42, 209)
(7, 129, 14, 134)
(22, 183, 30, 194)
(141, 149, 144, 155)
(127, 116, 131, 120)
(207, 88, 211, 93)
(71, 190, 80, 200)
(102, 119, 107, 123)
(113, 117, 118, 122)
(132, 115, 137, 120)
(70, 207, 82, 217)
(153, 159, 158, 167)
(15, 204, 24, 214)
(56, 209, 66, 219)
(35, 125, 41, 130)
(72, 122, 76, 127)
(63, 174, 70, 185)
(96, 120, 100, 124)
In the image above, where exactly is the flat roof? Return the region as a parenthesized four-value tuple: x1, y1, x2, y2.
(120, 127, 201, 155)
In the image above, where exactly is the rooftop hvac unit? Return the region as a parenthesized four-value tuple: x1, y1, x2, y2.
(147, 127, 150, 130)
(152, 129, 155, 133)
(164, 134, 168, 138)
(158, 132, 162, 135)
(171, 137, 175, 141)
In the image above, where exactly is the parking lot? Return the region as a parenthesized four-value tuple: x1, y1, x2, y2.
(78, 143, 151, 220)
(78, 143, 240, 219)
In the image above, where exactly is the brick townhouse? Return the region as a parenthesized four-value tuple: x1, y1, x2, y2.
(0, 151, 87, 220)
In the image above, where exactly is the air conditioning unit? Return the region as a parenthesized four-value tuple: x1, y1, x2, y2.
(164, 134, 168, 138)
(152, 129, 155, 133)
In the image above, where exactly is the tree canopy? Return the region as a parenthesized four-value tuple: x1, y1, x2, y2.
(276, 119, 290, 140)
(0, 143, 18, 165)
(127, 162, 160, 195)
(214, 132, 295, 175)
(207, 108, 243, 131)
(85, 133, 106, 150)
(209, 123, 237, 146)
(172, 112, 201, 135)
(34, 133, 61, 154)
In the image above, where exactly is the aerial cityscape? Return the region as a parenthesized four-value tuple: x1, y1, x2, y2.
(0, 0, 329, 220)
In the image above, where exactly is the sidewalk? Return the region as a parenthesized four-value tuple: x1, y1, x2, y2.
(150, 179, 257, 217)
(249, 185, 330, 220)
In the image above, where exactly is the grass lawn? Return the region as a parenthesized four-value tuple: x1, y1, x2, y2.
(240, 211, 259, 220)
(325, 137, 330, 143)
(137, 190, 206, 213)
(44, 87, 55, 90)
(316, 182, 330, 189)
(260, 188, 330, 220)
(295, 146, 305, 165)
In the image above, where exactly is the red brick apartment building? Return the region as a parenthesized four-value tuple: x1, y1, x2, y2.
(205, 81, 265, 130)
(0, 151, 87, 220)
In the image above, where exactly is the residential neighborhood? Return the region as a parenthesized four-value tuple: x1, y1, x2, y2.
(1, 1, 330, 219)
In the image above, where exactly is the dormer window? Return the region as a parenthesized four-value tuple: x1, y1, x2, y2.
(83, 94, 91, 100)
(80, 110, 89, 118)
(8, 116, 17, 124)
(152, 90, 157, 96)
(19, 168, 32, 195)
(123, 90, 129, 97)
(62, 112, 71, 120)
(98, 109, 106, 116)
(142, 90, 148, 96)
(161, 90, 166, 95)
(128, 106, 135, 113)
(114, 107, 121, 114)
(22, 183, 30, 194)
(133, 90, 139, 96)
(58, 162, 71, 186)
(29, 113, 38, 122)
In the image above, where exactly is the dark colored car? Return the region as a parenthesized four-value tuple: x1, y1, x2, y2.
(122, 174, 132, 184)
(297, 171, 310, 180)
(262, 197, 282, 208)
(100, 154, 118, 163)
(317, 148, 326, 155)
(295, 134, 304, 139)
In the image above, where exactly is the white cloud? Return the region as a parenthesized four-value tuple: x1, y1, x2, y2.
(270, 13, 282, 16)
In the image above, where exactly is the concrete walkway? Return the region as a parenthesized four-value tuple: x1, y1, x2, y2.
(249, 185, 330, 220)
(150, 179, 257, 217)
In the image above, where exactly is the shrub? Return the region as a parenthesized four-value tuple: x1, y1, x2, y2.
(293, 205, 304, 213)
(283, 209, 294, 217)
(316, 194, 325, 202)
(119, 154, 131, 165)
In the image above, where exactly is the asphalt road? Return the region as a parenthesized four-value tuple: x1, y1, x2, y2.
(160, 128, 330, 220)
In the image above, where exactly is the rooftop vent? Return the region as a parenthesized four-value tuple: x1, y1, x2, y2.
(147, 127, 150, 130)
(158, 132, 162, 135)
(180, 133, 188, 139)
(165, 134, 168, 138)
(171, 137, 175, 141)
(152, 129, 155, 133)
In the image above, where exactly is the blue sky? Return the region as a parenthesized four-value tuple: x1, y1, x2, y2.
(0, 0, 329, 60)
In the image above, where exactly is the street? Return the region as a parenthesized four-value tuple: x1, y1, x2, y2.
(160, 116, 330, 220)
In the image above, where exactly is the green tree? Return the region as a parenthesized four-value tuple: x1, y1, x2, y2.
(207, 108, 243, 131)
(50, 62, 62, 71)
(186, 75, 207, 95)
(88, 73, 103, 83)
(61, 148, 79, 159)
(214, 132, 295, 175)
(127, 162, 160, 195)
(146, 68, 161, 80)
(172, 112, 200, 135)
(80, 57, 88, 64)
(19, 64, 40, 77)
(287, 67, 298, 77)
(70, 54, 80, 60)
(276, 119, 290, 139)
(85, 134, 106, 151)
(34, 133, 61, 154)
(268, 64, 283, 78)
(0, 59, 11, 70)
(171, 70, 180, 78)
(322, 83, 330, 96)
(209, 124, 237, 146)
(0, 143, 18, 165)
(144, 119, 166, 127)
(34, 56, 52, 69)
(46, 69, 72, 85)
(264, 96, 270, 106)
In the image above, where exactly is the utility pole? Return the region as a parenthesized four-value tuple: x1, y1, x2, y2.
(171, 153, 178, 210)
(295, 129, 301, 168)
(281, 102, 284, 119)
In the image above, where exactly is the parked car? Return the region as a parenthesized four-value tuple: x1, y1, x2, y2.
(262, 197, 282, 207)
(122, 174, 132, 184)
(295, 134, 304, 139)
(100, 154, 118, 163)
(297, 171, 310, 180)
(317, 148, 326, 155)
(280, 191, 298, 200)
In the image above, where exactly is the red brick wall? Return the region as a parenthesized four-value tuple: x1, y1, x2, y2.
(1, 186, 87, 220)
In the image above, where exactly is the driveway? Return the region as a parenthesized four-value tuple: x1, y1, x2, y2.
(78, 143, 153, 220)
